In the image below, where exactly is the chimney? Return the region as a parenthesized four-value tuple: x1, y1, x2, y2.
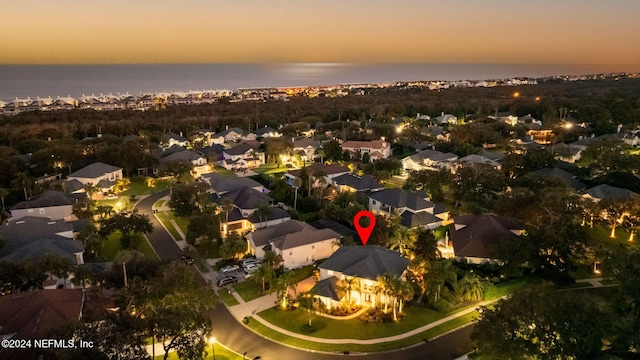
(226, 125, 229, 130)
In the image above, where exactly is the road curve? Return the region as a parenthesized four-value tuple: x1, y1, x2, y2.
(138, 190, 475, 359)
(134, 190, 183, 261)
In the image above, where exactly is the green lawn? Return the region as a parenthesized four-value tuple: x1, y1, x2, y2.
(484, 277, 539, 300)
(121, 176, 169, 196)
(184, 247, 209, 273)
(101, 231, 158, 261)
(233, 280, 263, 302)
(155, 342, 244, 360)
(587, 225, 636, 250)
(218, 288, 240, 306)
(258, 305, 447, 340)
(246, 310, 479, 353)
(214, 167, 237, 178)
(254, 163, 290, 175)
(155, 212, 182, 241)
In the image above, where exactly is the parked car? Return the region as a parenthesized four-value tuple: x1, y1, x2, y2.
(217, 275, 238, 287)
(241, 270, 254, 279)
(181, 255, 194, 265)
(243, 263, 260, 272)
(220, 265, 240, 274)
(241, 258, 260, 267)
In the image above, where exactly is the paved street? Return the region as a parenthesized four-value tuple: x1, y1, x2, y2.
(135, 190, 183, 261)
(139, 190, 476, 359)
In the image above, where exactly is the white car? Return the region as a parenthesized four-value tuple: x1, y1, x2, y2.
(241, 259, 260, 267)
(220, 265, 240, 274)
(243, 263, 260, 272)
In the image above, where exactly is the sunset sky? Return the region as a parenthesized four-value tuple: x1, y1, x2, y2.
(2, 0, 640, 65)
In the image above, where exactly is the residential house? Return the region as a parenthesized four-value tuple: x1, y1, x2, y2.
(0, 216, 85, 268)
(247, 219, 340, 269)
(491, 112, 518, 126)
(441, 214, 524, 264)
(525, 167, 586, 191)
(285, 163, 350, 188)
(214, 127, 255, 144)
(292, 138, 321, 162)
(67, 162, 123, 196)
(402, 149, 458, 172)
(253, 126, 282, 138)
(311, 246, 409, 310)
(420, 126, 449, 142)
(582, 184, 639, 202)
(341, 140, 391, 161)
(434, 112, 458, 125)
(0, 289, 84, 359)
(456, 154, 501, 169)
(10, 190, 76, 221)
(159, 150, 210, 178)
(549, 143, 583, 163)
(220, 143, 265, 171)
(164, 132, 189, 148)
(331, 173, 384, 193)
(212, 186, 289, 236)
(368, 188, 449, 229)
(200, 173, 266, 195)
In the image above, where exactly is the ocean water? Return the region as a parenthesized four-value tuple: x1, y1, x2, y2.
(0, 63, 635, 101)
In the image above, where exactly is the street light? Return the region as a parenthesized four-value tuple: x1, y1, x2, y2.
(208, 337, 216, 360)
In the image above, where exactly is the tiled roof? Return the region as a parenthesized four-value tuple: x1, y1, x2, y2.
(400, 210, 440, 228)
(448, 215, 523, 259)
(68, 162, 121, 179)
(319, 246, 409, 281)
(0, 289, 84, 341)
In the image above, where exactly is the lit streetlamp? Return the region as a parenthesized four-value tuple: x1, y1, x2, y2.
(208, 337, 216, 360)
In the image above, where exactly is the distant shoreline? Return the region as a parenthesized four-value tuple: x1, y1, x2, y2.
(1, 63, 637, 101)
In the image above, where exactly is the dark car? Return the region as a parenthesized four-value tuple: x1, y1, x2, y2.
(217, 275, 238, 287)
(181, 255, 194, 265)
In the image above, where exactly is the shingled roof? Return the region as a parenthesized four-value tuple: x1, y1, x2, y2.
(11, 190, 75, 210)
(250, 220, 340, 251)
(212, 186, 273, 210)
(68, 162, 121, 179)
(448, 215, 523, 259)
(583, 184, 639, 201)
(201, 173, 263, 194)
(368, 188, 433, 211)
(310, 277, 345, 301)
(319, 246, 409, 281)
(526, 167, 586, 190)
(332, 173, 384, 192)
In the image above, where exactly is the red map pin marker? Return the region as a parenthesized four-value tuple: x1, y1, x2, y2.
(354, 210, 376, 246)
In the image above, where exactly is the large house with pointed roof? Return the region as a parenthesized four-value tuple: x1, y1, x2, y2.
(220, 143, 265, 171)
(285, 163, 350, 188)
(582, 184, 639, 202)
(368, 188, 449, 229)
(247, 220, 340, 269)
(10, 190, 76, 221)
(67, 162, 123, 196)
(0, 216, 85, 266)
(441, 214, 524, 264)
(292, 138, 321, 162)
(341, 140, 391, 161)
(331, 173, 384, 193)
(159, 149, 210, 177)
(402, 149, 458, 172)
(311, 246, 410, 310)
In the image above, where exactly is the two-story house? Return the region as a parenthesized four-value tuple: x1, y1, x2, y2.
(368, 188, 449, 229)
(311, 245, 410, 310)
(247, 220, 340, 269)
(341, 140, 391, 161)
(220, 143, 266, 171)
(402, 149, 458, 172)
(67, 162, 123, 197)
(159, 150, 210, 178)
(292, 138, 321, 162)
(10, 190, 76, 221)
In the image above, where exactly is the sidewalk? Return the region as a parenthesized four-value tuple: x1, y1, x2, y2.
(225, 285, 492, 345)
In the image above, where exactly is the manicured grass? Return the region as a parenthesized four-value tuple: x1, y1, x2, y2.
(214, 167, 237, 178)
(101, 231, 158, 261)
(254, 164, 290, 175)
(258, 305, 446, 340)
(153, 200, 166, 208)
(173, 216, 190, 237)
(154, 342, 244, 360)
(484, 277, 539, 300)
(218, 288, 240, 306)
(121, 176, 169, 196)
(233, 279, 263, 302)
(155, 212, 182, 241)
(587, 225, 636, 249)
(246, 310, 479, 353)
(196, 241, 220, 258)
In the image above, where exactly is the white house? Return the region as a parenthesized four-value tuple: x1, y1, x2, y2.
(402, 149, 458, 172)
(247, 220, 340, 269)
(341, 140, 391, 161)
(292, 138, 321, 162)
(67, 162, 123, 195)
(10, 190, 76, 221)
(368, 188, 449, 229)
(159, 150, 210, 177)
(220, 143, 265, 171)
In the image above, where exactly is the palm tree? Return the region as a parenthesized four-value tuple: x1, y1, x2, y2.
(293, 177, 302, 210)
(275, 271, 298, 309)
(407, 256, 429, 303)
(221, 199, 234, 235)
(458, 274, 484, 302)
(427, 259, 458, 303)
(387, 227, 415, 256)
(396, 280, 415, 315)
(252, 265, 274, 294)
(0, 188, 8, 218)
(114, 250, 136, 288)
(375, 273, 397, 315)
(297, 291, 316, 326)
(262, 250, 283, 270)
(342, 276, 359, 309)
